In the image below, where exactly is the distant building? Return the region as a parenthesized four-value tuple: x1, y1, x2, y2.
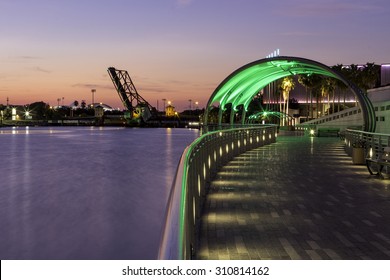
(11, 108, 17, 120)
(94, 105, 104, 118)
(166, 104, 176, 117)
(367, 85, 390, 134)
(89, 103, 114, 111)
(381, 64, 390, 86)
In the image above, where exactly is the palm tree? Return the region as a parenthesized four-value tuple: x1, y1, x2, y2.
(346, 64, 364, 106)
(298, 74, 322, 119)
(298, 75, 310, 120)
(280, 76, 295, 126)
(362, 62, 380, 90)
(274, 79, 282, 116)
(320, 78, 336, 115)
(331, 64, 348, 113)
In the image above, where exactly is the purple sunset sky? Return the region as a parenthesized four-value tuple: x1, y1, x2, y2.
(1, 0, 389, 110)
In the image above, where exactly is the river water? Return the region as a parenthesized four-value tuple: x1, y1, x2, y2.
(0, 126, 199, 259)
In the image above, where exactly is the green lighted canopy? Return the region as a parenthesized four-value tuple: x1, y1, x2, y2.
(205, 56, 376, 132)
(247, 111, 294, 122)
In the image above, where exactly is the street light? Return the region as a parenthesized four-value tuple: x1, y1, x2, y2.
(162, 98, 166, 113)
(91, 89, 96, 108)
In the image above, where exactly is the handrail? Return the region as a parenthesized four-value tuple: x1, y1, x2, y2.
(158, 125, 278, 259)
(346, 129, 390, 137)
(345, 129, 390, 160)
(201, 123, 267, 133)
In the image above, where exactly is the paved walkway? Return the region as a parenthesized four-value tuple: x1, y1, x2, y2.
(197, 136, 390, 260)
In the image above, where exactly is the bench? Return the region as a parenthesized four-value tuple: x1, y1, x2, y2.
(317, 128, 340, 137)
(366, 147, 390, 178)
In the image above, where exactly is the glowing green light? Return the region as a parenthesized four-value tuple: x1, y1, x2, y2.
(205, 56, 376, 132)
(209, 57, 339, 111)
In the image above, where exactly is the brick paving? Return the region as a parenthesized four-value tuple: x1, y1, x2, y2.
(197, 136, 390, 260)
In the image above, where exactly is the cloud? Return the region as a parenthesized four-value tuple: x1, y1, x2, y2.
(72, 83, 114, 90)
(167, 79, 190, 85)
(3, 56, 43, 64)
(33, 66, 51, 73)
(138, 85, 171, 93)
(18, 56, 42, 60)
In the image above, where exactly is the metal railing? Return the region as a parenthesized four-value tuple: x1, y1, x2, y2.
(201, 123, 267, 133)
(158, 125, 277, 259)
(345, 129, 390, 160)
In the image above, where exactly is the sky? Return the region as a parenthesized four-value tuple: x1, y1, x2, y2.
(0, 0, 389, 111)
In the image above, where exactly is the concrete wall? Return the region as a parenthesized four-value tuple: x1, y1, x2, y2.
(372, 100, 390, 134)
(301, 86, 390, 134)
(316, 114, 362, 130)
(301, 106, 363, 132)
(368, 85, 390, 102)
(368, 86, 390, 134)
(303, 101, 390, 134)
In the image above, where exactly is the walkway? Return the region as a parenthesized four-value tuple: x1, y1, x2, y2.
(197, 136, 390, 260)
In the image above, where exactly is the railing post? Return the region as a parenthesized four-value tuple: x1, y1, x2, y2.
(345, 129, 390, 161)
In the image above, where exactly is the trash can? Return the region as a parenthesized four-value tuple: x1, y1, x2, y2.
(352, 147, 365, 165)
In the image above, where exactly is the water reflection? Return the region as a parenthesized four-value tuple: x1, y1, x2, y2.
(0, 127, 198, 259)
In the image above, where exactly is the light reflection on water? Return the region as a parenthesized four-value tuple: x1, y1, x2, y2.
(0, 126, 199, 259)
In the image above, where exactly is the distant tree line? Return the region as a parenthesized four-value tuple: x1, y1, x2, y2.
(0, 101, 124, 121)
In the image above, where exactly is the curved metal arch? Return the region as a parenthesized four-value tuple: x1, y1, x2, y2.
(204, 56, 376, 132)
(247, 111, 294, 124)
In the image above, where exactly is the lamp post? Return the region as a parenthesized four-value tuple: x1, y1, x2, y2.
(162, 98, 166, 113)
(91, 89, 96, 108)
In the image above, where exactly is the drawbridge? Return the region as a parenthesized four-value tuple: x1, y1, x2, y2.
(108, 67, 156, 122)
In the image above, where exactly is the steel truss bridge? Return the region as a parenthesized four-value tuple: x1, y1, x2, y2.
(108, 67, 156, 121)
